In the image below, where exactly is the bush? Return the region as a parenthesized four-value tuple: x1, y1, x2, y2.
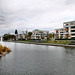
(0, 44, 11, 54)
(44, 40, 71, 45)
(0, 51, 2, 54)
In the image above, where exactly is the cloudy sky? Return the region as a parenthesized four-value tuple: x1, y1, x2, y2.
(0, 0, 75, 35)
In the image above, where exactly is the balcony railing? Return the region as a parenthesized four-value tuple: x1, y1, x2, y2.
(70, 25, 75, 26)
(64, 25, 69, 27)
(71, 36, 75, 37)
(71, 32, 75, 34)
(71, 28, 75, 30)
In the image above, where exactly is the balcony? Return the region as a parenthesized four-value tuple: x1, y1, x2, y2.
(71, 32, 75, 34)
(64, 25, 69, 27)
(64, 23, 69, 27)
(63, 32, 68, 34)
(71, 36, 75, 38)
(71, 28, 75, 30)
(71, 25, 75, 26)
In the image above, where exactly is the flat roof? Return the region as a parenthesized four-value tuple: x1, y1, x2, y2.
(55, 28, 64, 30)
(63, 20, 75, 24)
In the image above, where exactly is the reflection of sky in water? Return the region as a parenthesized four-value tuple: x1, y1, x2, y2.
(0, 42, 75, 75)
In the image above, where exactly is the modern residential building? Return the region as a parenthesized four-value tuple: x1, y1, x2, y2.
(55, 21, 75, 39)
(54, 28, 64, 39)
(15, 30, 28, 40)
(31, 29, 49, 40)
(17, 34, 25, 40)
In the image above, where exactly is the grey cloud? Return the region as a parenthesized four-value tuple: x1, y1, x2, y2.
(0, 0, 75, 35)
(65, 0, 75, 5)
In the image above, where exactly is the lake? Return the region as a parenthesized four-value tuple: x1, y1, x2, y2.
(0, 42, 75, 75)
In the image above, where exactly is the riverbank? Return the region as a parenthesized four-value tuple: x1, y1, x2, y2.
(14, 41, 75, 48)
(0, 52, 8, 57)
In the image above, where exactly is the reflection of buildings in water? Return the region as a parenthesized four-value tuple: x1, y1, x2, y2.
(0, 36, 3, 42)
(64, 47, 75, 55)
(0, 37, 4, 46)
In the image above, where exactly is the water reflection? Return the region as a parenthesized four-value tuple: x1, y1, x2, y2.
(0, 42, 75, 75)
(64, 47, 75, 55)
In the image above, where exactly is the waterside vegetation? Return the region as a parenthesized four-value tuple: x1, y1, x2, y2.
(44, 41, 71, 45)
(0, 44, 11, 57)
(15, 40, 71, 45)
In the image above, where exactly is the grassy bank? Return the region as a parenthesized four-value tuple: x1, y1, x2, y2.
(16, 40, 30, 43)
(0, 44, 11, 57)
(44, 41, 71, 45)
(16, 40, 71, 45)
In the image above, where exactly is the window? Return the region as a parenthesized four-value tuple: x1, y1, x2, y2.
(66, 24, 68, 26)
(71, 22, 73, 25)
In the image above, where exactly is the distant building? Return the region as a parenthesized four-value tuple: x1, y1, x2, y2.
(54, 21, 75, 39)
(17, 34, 25, 40)
(54, 28, 64, 39)
(31, 29, 49, 40)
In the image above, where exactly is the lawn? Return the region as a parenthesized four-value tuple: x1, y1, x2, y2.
(44, 40, 71, 45)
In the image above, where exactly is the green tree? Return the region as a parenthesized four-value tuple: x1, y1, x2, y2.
(3, 34, 15, 41)
(49, 33, 54, 39)
(15, 30, 18, 34)
(60, 35, 63, 39)
(3, 34, 9, 40)
(41, 36, 44, 39)
(28, 32, 32, 36)
(28, 32, 32, 39)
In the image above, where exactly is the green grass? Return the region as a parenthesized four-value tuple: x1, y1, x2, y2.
(17, 40, 30, 42)
(44, 40, 71, 45)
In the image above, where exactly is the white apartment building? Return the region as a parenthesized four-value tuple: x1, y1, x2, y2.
(17, 34, 25, 40)
(55, 21, 75, 39)
(31, 29, 49, 40)
(54, 28, 64, 39)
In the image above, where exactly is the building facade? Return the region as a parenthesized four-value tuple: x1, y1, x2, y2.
(55, 21, 75, 39)
(31, 29, 49, 40)
(17, 34, 25, 40)
(54, 28, 64, 39)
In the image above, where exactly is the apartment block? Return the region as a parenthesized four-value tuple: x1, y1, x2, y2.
(54, 28, 64, 39)
(31, 29, 49, 40)
(55, 21, 75, 39)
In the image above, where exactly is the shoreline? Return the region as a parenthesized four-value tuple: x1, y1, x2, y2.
(0, 52, 8, 57)
(0, 44, 11, 58)
(14, 41, 75, 48)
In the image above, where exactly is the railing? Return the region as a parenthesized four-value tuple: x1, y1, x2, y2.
(71, 32, 75, 33)
(70, 25, 75, 26)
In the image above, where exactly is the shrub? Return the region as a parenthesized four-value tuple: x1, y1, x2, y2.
(0, 44, 11, 55)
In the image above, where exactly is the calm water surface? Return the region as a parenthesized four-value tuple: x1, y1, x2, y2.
(0, 42, 75, 75)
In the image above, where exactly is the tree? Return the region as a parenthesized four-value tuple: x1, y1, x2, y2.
(3, 34, 15, 41)
(60, 35, 63, 39)
(48, 33, 55, 40)
(28, 32, 32, 40)
(3, 34, 9, 40)
(28, 32, 32, 36)
(41, 36, 44, 39)
(15, 30, 18, 34)
(49, 33, 54, 39)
